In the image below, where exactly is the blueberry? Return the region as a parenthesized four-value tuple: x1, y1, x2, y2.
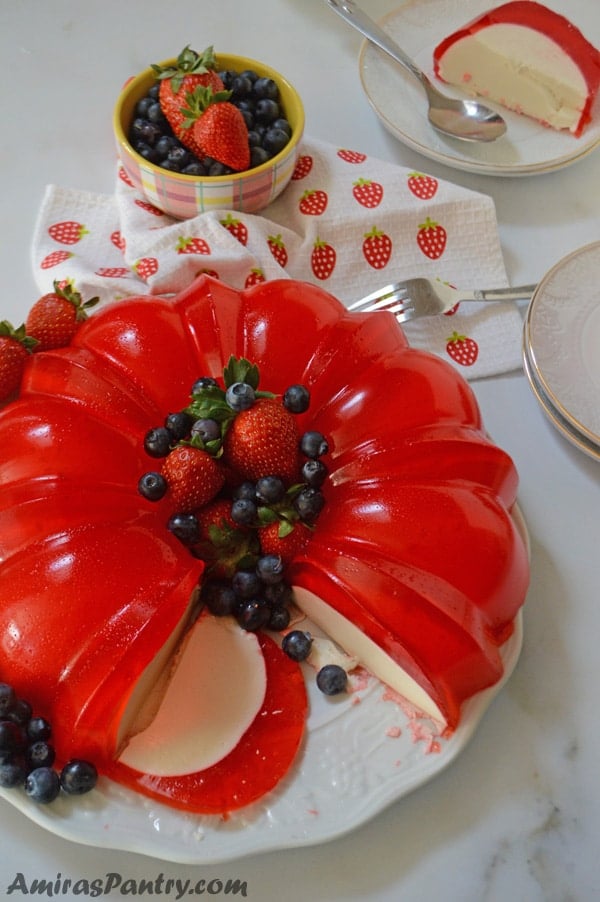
(255, 98, 280, 124)
(247, 129, 263, 148)
(272, 117, 292, 137)
(135, 96, 154, 117)
(182, 162, 207, 176)
(282, 630, 312, 662)
(237, 599, 271, 631)
(0, 760, 27, 788)
(253, 77, 279, 100)
(60, 759, 98, 795)
(250, 146, 270, 167)
(267, 605, 291, 631)
(233, 480, 258, 502)
(255, 475, 286, 504)
(231, 498, 257, 526)
(0, 684, 16, 717)
(201, 581, 237, 617)
(264, 580, 293, 607)
(144, 426, 172, 458)
(155, 135, 176, 158)
(167, 512, 200, 546)
(8, 698, 32, 727)
(138, 471, 168, 501)
(301, 458, 328, 488)
(294, 486, 325, 523)
(264, 127, 290, 155)
(256, 554, 285, 585)
(25, 767, 61, 804)
(191, 376, 219, 394)
(231, 75, 253, 98)
(316, 664, 348, 695)
(232, 569, 262, 599)
(0, 720, 26, 754)
(283, 384, 310, 414)
(26, 716, 51, 742)
(209, 161, 232, 176)
(240, 68, 259, 84)
(226, 382, 256, 412)
(191, 418, 221, 444)
(147, 101, 166, 124)
(300, 430, 329, 459)
(165, 411, 194, 440)
(26, 741, 55, 770)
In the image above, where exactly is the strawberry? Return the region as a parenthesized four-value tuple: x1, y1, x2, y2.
(40, 250, 72, 270)
(352, 178, 383, 208)
(176, 236, 211, 255)
(162, 445, 225, 512)
(152, 45, 225, 156)
(446, 332, 479, 366)
(134, 199, 164, 216)
(184, 88, 250, 171)
(267, 234, 288, 268)
(222, 397, 301, 484)
(48, 220, 88, 245)
(299, 189, 328, 216)
(407, 172, 438, 200)
(291, 154, 313, 180)
(111, 230, 126, 253)
(362, 226, 392, 269)
(26, 281, 99, 351)
(194, 499, 259, 579)
(337, 149, 367, 164)
(311, 237, 336, 280)
(118, 166, 135, 188)
(95, 267, 131, 278)
(245, 268, 266, 288)
(417, 217, 447, 259)
(134, 257, 159, 280)
(0, 321, 37, 402)
(259, 520, 310, 567)
(220, 214, 248, 246)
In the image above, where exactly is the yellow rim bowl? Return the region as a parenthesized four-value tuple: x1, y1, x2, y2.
(113, 53, 305, 218)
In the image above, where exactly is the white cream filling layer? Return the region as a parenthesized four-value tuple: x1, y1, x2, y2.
(293, 586, 445, 724)
(118, 612, 267, 777)
(438, 24, 587, 131)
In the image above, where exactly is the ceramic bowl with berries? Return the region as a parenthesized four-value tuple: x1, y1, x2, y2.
(113, 46, 305, 219)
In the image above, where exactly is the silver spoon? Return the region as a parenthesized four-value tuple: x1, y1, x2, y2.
(326, 0, 507, 143)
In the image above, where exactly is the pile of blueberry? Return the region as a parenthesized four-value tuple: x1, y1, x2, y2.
(0, 682, 97, 804)
(129, 69, 293, 176)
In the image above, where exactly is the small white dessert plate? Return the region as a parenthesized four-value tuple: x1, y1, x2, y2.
(358, 0, 600, 177)
(523, 241, 600, 460)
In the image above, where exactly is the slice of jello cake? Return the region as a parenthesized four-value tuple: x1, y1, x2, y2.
(433, 1, 600, 136)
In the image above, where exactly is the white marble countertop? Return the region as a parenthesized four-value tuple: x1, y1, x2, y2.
(1, 1, 599, 900)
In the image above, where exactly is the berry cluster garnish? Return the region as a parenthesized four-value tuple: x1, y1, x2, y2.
(0, 682, 97, 804)
(137, 357, 345, 694)
(129, 45, 293, 175)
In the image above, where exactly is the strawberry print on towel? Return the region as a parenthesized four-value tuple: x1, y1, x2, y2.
(31, 137, 522, 379)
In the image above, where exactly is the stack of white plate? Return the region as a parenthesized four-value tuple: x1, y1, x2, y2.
(523, 241, 600, 462)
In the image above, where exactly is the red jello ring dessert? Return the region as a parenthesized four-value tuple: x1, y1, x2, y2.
(0, 275, 529, 813)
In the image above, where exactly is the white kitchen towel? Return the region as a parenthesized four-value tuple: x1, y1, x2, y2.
(31, 136, 524, 379)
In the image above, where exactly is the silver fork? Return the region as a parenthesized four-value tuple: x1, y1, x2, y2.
(348, 278, 536, 324)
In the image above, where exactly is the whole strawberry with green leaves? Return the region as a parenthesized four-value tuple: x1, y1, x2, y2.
(180, 86, 250, 171)
(0, 321, 37, 402)
(151, 45, 225, 156)
(26, 281, 99, 351)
